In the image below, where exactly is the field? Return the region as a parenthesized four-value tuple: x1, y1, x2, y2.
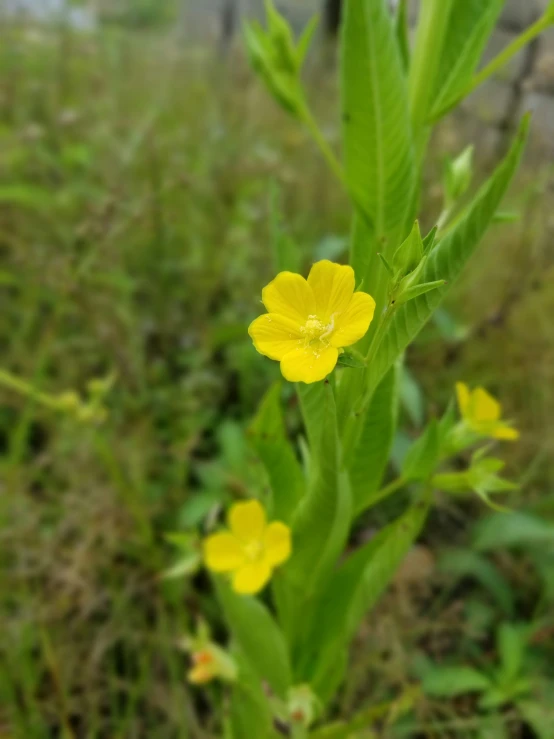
(1, 16, 554, 739)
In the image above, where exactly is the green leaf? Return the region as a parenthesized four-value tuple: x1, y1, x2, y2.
(473, 511, 554, 551)
(422, 225, 439, 253)
(287, 384, 352, 598)
(392, 220, 424, 274)
(297, 381, 327, 451)
(214, 579, 292, 699)
(227, 661, 275, 739)
(395, 0, 410, 72)
(378, 251, 395, 278)
(367, 115, 530, 397)
(349, 363, 400, 514)
(341, 0, 415, 245)
(517, 701, 554, 739)
(296, 14, 319, 65)
(497, 623, 527, 685)
(298, 501, 429, 698)
(422, 666, 492, 697)
(310, 691, 416, 738)
(444, 145, 474, 203)
(160, 553, 201, 580)
(429, 0, 505, 120)
(0, 185, 55, 210)
(249, 382, 305, 522)
(393, 279, 447, 306)
(402, 419, 440, 481)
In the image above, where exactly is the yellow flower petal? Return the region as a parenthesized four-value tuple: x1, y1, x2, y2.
(280, 344, 339, 384)
(330, 291, 376, 348)
(492, 424, 519, 441)
(203, 532, 246, 573)
(228, 500, 266, 543)
(263, 522, 291, 567)
(307, 260, 355, 322)
(455, 382, 470, 417)
(188, 664, 215, 684)
(232, 561, 272, 594)
(262, 271, 316, 324)
(472, 387, 501, 423)
(248, 313, 303, 361)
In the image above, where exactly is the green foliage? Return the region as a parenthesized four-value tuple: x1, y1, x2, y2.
(342, 0, 415, 276)
(296, 500, 429, 700)
(429, 0, 505, 120)
(368, 115, 530, 396)
(473, 512, 554, 551)
(402, 419, 440, 481)
(349, 363, 400, 513)
(249, 382, 305, 522)
(3, 0, 552, 736)
(244, 2, 318, 116)
(287, 384, 352, 599)
(215, 579, 292, 699)
(423, 666, 492, 697)
(422, 620, 540, 714)
(444, 145, 475, 205)
(227, 661, 276, 739)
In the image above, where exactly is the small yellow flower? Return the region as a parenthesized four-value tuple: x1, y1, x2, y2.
(188, 644, 238, 685)
(249, 260, 376, 384)
(203, 500, 291, 595)
(456, 382, 519, 441)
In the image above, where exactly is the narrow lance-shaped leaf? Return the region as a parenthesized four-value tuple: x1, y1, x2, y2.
(430, 0, 506, 120)
(214, 579, 292, 699)
(249, 382, 305, 523)
(422, 666, 492, 698)
(297, 381, 327, 451)
(402, 419, 440, 481)
(349, 362, 400, 514)
(366, 115, 530, 399)
(297, 500, 429, 700)
(287, 383, 352, 599)
(341, 0, 415, 261)
(338, 0, 417, 425)
(227, 660, 274, 739)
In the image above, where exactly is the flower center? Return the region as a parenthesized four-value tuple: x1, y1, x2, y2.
(300, 314, 335, 353)
(244, 539, 264, 562)
(193, 650, 215, 666)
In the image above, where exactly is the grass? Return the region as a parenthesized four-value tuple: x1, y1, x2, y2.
(0, 17, 553, 739)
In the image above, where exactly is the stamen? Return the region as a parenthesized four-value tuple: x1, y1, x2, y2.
(299, 313, 336, 354)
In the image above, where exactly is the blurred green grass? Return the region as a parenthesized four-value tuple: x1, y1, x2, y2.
(1, 17, 553, 739)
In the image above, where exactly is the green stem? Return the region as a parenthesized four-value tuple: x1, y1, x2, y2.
(433, 10, 553, 121)
(353, 475, 409, 519)
(472, 13, 551, 92)
(0, 368, 59, 410)
(369, 476, 407, 507)
(299, 104, 347, 191)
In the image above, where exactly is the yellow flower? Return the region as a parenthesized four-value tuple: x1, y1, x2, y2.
(188, 644, 238, 685)
(203, 500, 291, 595)
(456, 382, 519, 441)
(248, 260, 376, 384)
